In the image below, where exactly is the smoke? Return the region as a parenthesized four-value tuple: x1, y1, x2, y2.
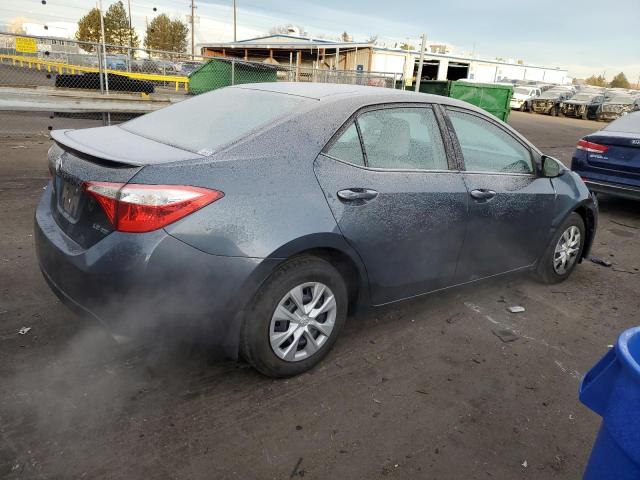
(0, 308, 244, 478)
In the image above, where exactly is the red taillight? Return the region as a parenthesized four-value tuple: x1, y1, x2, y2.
(576, 139, 609, 154)
(85, 182, 223, 233)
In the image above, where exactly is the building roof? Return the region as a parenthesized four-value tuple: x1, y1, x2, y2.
(199, 33, 373, 51)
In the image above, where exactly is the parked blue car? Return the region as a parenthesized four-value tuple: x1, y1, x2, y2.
(571, 112, 640, 200)
(35, 83, 598, 377)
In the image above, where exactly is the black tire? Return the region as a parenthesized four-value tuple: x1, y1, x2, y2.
(241, 255, 348, 377)
(535, 212, 586, 284)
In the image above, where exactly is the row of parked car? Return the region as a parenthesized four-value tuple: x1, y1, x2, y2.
(510, 82, 640, 121)
(103, 56, 203, 76)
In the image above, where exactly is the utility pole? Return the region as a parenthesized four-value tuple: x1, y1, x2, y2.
(98, 0, 109, 94)
(190, 0, 196, 58)
(233, 0, 237, 42)
(127, 0, 133, 71)
(414, 33, 426, 92)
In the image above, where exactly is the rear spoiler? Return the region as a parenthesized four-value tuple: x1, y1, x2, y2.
(50, 126, 202, 167)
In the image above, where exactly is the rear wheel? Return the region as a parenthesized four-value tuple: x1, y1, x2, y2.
(536, 213, 585, 284)
(241, 256, 347, 377)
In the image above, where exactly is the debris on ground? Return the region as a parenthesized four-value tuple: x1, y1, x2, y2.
(492, 329, 519, 343)
(612, 267, 637, 275)
(415, 389, 429, 395)
(591, 257, 612, 267)
(522, 460, 528, 468)
(290, 457, 304, 478)
(445, 312, 463, 324)
(507, 305, 526, 313)
(18, 326, 31, 335)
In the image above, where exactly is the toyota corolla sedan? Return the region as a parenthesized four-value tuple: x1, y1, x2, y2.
(35, 83, 598, 377)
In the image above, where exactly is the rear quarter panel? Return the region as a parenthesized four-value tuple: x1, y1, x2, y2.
(133, 154, 341, 259)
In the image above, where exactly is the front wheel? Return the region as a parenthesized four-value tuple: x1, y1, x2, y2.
(241, 256, 348, 377)
(535, 213, 586, 284)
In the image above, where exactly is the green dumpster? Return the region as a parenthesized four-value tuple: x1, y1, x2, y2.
(188, 58, 278, 95)
(416, 80, 452, 97)
(449, 81, 514, 121)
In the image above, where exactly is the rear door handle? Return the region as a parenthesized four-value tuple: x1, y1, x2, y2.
(470, 189, 497, 200)
(337, 188, 378, 201)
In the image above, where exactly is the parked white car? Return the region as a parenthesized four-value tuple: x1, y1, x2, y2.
(510, 86, 542, 111)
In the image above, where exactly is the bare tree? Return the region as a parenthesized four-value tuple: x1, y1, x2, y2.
(366, 34, 378, 44)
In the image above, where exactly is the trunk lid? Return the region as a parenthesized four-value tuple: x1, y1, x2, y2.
(48, 127, 201, 248)
(584, 132, 640, 177)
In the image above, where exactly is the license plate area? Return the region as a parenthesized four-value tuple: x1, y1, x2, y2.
(57, 178, 83, 222)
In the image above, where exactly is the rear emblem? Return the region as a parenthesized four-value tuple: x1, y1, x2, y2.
(632, 139, 640, 145)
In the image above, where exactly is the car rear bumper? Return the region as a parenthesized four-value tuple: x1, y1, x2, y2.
(35, 183, 279, 356)
(583, 180, 640, 200)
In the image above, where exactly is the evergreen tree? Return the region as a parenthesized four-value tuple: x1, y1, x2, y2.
(105, 1, 139, 53)
(609, 72, 630, 89)
(144, 14, 189, 55)
(75, 8, 103, 52)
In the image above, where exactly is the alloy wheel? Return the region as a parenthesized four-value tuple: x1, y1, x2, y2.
(553, 226, 581, 275)
(269, 282, 337, 362)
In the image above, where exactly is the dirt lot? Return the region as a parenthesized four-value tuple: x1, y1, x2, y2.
(1, 111, 639, 479)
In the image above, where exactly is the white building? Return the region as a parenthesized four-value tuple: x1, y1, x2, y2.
(199, 34, 570, 85)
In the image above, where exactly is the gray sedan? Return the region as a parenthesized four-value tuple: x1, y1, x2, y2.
(35, 83, 598, 377)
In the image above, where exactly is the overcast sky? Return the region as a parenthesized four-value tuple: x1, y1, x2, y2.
(2, 0, 639, 81)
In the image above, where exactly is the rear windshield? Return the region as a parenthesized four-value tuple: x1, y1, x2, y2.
(121, 88, 314, 154)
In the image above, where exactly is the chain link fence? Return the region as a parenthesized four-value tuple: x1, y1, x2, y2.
(0, 32, 404, 133)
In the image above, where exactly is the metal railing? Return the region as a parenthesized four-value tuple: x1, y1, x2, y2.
(0, 31, 404, 129)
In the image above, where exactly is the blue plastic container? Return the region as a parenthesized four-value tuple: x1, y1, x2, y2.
(579, 327, 640, 479)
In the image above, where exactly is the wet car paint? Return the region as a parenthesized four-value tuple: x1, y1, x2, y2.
(35, 83, 599, 357)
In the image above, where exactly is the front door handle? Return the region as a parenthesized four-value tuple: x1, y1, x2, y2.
(337, 188, 378, 201)
(470, 189, 497, 200)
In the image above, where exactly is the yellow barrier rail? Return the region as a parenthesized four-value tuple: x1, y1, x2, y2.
(0, 54, 189, 91)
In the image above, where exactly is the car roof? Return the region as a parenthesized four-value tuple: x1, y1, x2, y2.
(233, 82, 436, 101)
(230, 82, 488, 113)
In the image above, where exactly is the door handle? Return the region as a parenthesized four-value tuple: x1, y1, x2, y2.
(337, 188, 378, 201)
(470, 189, 497, 200)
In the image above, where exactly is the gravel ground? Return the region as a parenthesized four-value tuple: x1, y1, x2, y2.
(1, 110, 639, 479)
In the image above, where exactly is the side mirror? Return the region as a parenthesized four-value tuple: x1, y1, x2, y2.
(542, 155, 563, 178)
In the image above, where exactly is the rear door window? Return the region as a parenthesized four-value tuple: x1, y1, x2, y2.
(357, 107, 448, 170)
(447, 109, 533, 174)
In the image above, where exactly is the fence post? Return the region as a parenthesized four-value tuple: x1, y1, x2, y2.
(231, 58, 235, 85)
(96, 44, 105, 95)
(296, 51, 301, 82)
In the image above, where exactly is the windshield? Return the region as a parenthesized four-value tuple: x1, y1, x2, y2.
(121, 88, 314, 154)
(608, 96, 635, 104)
(570, 94, 595, 101)
(540, 91, 562, 99)
(514, 87, 532, 95)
